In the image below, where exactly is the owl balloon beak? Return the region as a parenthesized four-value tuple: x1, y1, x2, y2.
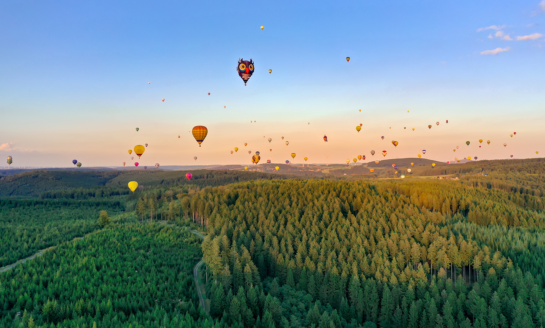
(245, 67, 249, 73)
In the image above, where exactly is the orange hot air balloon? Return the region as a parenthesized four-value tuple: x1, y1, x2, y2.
(148, 82, 150, 84)
(370, 169, 375, 173)
(359, 109, 361, 112)
(392, 141, 398, 147)
(392, 164, 396, 168)
(382, 150, 387, 157)
(410, 162, 414, 166)
(123, 162, 126, 167)
(234, 147, 238, 152)
(304, 157, 308, 161)
(357, 155, 362, 160)
(359, 123, 363, 127)
(162, 98, 165, 102)
(418, 154, 421, 158)
(375, 161, 379, 164)
(504, 143, 507, 147)
(244, 143, 247, 146)
(231, 151, 234, 154)
(192, 126, 208, 147)
(436, 122, 439, 126)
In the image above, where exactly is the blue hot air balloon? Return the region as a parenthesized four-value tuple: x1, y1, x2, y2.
(285, 160, 290, 164)
(72, 160, 77, 166)
(422, 149, 427, 155)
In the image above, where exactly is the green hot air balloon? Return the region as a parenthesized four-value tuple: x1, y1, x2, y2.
(466, 141, 470, 146)
(77, 162, 82, 168)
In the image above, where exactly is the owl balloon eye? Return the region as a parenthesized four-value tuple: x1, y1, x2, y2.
(248, 64, 254, 71)
(239, 64, 246, 71)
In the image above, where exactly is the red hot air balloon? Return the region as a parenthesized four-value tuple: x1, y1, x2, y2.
(514, 132, 516, 135)
(208, 92, 210, 95)
(135, 162, 139, 167)
(510, 155, 513, 158)
(382, 150, 387, 157)
(362, 155, 366, 160)
(323, 135, 328, 142)
(186, 173, 192, 180)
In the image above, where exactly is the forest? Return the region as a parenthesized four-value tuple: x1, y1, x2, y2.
(1, 159, 545, 327)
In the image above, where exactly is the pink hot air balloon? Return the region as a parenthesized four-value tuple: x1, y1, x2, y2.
(186, 173, 192, 180)
(514, 132, 516, 135)
(135, 162, 139, 167)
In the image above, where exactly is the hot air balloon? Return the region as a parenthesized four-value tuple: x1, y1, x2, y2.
(194, 156, 197, 161)
(422, 150, 427, 155)
(487, 140, 491, 145)
(510, 155, 513, 158)
(208, 92, 210, 96)
(407, 169, 412, 173)
(237, 58, 255, 86)
(536, 151, 539, 154)
(467, 157, 471, 160)
(346, 57, 350, 62)
(7, 156, 12, 166)
(360, 123, 363, 127)
(260, 26, 264, 30)
(432, 163, 436, 167)
(504, 143, 507, 147)
(231, 151, 234, 154)
(380, 136, 384, 141)
(248, 151, 251, 154)
(145, 143, 148, 148)
(370, 169, 375, 173)
(148, 82, 150, 84)
(346, 159, 350, 165)
(359, 109, 361, 112)
(510, 134, 513, 138)
(123, 162, 125, 167)
(466, 141, 470, 146)
(275, 166, 279, 171)
(178, 135, 180, 138)
(285, 160, 289, 164)
(304, 157, 308, 161)
(479, 139, 483, 144)
(290, 153, 296, 159)
(474, 157, 478, 160)
(456, 146, 459, 149)
(375, 161, 379, 164)
(323, 135, 328, 142)
(270, 149, 272, 152)
(453, 149, 456, 152)
(435, 122, 439, 126)
(267, 159, 271, 163)
(362, 155, 366, 161)
(144, 166, 147, 170)
(128, 181, 138, 193)
(282, 136, 284, 140)
(352, 158, 357, 163)
(244, 143, 248, 146)
(392, 141, 399, 147)
(134, 145, 145, 158)
(392, 164, 396, 168)
(192, 126, 208, 147)
(428, 125, 432, 129)
(285, 141, 289, 146)
(252, 152, 261, 164)
(357, 155, 362, 160)
(134, 162, 139, 167)
(128, 150, 132, 154)
(234, 147, 239, 152)
(244, 166, 248, 170)
(382, 150, 387, 157)
(131, 156, 134, 161)
(186, 173, 192, 180)
(356, 126, 361, 132)
(404, 127, 406, 129)
(136, 127, 139, 132)
(371, 150, 375, 156)
(72, 160, 77, 166)
(514, 132, 516, 135)
(162, 98, 165, 102)
(411, 163, 414, 166)
(268, 138, 272, 143)
(77, 162, 82, 168)
(418, 154, 421, 158)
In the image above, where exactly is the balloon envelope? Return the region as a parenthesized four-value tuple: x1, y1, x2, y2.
(72, 160, 77, 165)
(186, 173, 192, 180)
(134, 145, 145, 158)
(192, 126, 208, 147)
(128, 181, 138, 193)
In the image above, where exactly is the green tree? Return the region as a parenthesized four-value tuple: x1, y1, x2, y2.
(98, 210, 110, 227)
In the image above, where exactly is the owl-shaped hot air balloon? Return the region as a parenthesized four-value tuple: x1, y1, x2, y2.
(237, 58, 255, 86)
(422, 149, 427, 155)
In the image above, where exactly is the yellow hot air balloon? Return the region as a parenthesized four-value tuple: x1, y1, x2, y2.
(418, 154, 422, 158)
(304, 157, 308, 161)
(285, 141, 289, 146)
(353, 158, 357, 163)
(510, 134, 513, 137)
(244, 143, 247, 146)
(370, 169, 375, 173)
(128, 150, 132, 154)
(268, 69, 272, 74)
(234, 147, 239, 152)
(244, 166, 248, 170)
(412, 128, 415, 131)
(536, 151, 539, 154)
(134, 145, 145, 158)
(260, 26, 264, 30)
(357, 155, 362, 160)
(487, 140, 491, 145)
(346, 159, 350, 164)
(392, 141, 399, 147)
(275, 166, 279, 171)
(192, 126, 208, 147)
(359, 109, 361, 112)
(479, 139, 483, 143)
(467, 156, 471, 160)
(128, 181, 138, 193)
(432, 163, 436, 167)
(375, 160, 379, 164)
(356, 126, 361, 132)
(291, 153, 296, 159)
(410, 162, 414, 166)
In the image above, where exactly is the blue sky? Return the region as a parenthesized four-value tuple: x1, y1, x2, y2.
(1, 0, 544, 167)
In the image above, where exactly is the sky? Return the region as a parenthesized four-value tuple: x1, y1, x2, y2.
(1, 0, 544, 167)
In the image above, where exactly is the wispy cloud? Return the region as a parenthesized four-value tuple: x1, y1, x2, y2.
(495, 31, 513, 40)
(0, 142, 15, 151)
(480, 47, 511, 55)
(477, 25, 505, 32)
(541, 0, 545, 11)
(517, 33, 543, 40)
(527, 23, 539, 27)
